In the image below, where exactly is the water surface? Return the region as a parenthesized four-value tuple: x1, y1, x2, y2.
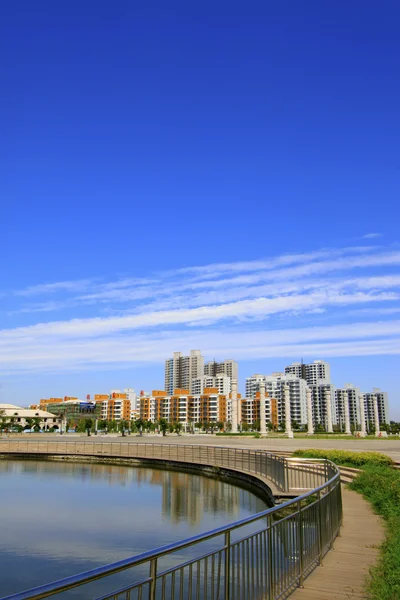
(0, 459, 269, 597)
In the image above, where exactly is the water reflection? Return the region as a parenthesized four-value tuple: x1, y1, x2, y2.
(0, 459, 268, 596)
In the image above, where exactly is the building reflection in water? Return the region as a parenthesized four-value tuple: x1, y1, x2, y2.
(0, 459, 264, 527)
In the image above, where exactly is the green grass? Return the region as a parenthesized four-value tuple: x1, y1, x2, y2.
(215, 432, 258, 436)
(292, 448, 393, 468)
(349, 466, 400, 600)
(293, 433, 400, 440)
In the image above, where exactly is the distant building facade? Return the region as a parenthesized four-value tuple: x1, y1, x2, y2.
(363, 389, 389, 428)
(285, 360, 331, 385)
(164, 350, 204, 395)
(335, 384, 361, 430)
(191, 375, 231, 396)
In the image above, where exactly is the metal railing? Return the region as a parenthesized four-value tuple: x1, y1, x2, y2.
(0, 441, 342, 600)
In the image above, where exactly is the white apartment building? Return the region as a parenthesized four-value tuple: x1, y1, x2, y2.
(309, 383, 337, 428)
(335, 384, 360, 430)
(204, 359, 238, 383)
(285, 360, 331, 385)
(363, 389, 389, 429)
(124, 388, 138, 410)
(164, 350, 204, 395)
(245, 373, 308, 426)
(191, 375, 231, 396)
(245, 373, 277, 399)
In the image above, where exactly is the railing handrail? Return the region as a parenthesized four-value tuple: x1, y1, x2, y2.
(0, 440, 341, 600)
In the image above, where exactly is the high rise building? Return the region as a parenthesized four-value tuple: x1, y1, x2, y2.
(245, 373, 308, 426)
(362, 389, 389, 428)
(335, 384, 360, 430)
(285, 360, 331, 385)
(309, 383, 336, 428)
(164, 350, 204, 395)
(204, 359, 238, 383)
(191, 375, 231, 396)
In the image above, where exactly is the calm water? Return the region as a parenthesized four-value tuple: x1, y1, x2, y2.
(0, 459, 269, 597)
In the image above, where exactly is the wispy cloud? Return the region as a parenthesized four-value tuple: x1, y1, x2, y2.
(15, 278, 97, 297)
(1, 244, 400, 374)
(362, 232, 382, 239)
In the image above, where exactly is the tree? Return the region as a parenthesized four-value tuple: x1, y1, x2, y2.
(98, 419, 108, 432)
(241, 422, 249, 432)
(252, 420, 260, 432)
(216, 421, 224, 432)
(174, 422, 182, 435)
(158, 418, 168, 436)
(0, 409, 6, 434)
(85, 418, 93, 436)
(134, 418, 144, 436)
(33, 417, 41, 432)
(195, 421, 202, 431)
(119, 420, 129, 436)
(25, 417, 34, 431)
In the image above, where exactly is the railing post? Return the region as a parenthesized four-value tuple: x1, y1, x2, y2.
(149, 557, 157, 600)
(317, 490, 323, 565)
(297, 500, 304, 587)
(267, 515, 274, 600)
(224, 530, 231, 600)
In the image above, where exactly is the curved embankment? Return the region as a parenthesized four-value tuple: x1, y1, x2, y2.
(0, 440, 342, 600)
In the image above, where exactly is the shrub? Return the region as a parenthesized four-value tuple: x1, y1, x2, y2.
(292, 449, 393, 468)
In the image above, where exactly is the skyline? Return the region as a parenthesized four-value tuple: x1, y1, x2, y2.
(1, 3, 399, 416)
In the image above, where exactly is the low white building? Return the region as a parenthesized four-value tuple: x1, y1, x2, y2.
(0, 404, 62, 431)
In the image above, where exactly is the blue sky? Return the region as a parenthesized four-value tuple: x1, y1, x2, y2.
(1, 2, 399, 416)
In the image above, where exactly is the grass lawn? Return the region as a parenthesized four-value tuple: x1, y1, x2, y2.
(293, 433, 400, 440)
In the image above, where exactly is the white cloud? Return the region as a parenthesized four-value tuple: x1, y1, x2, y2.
(2, 243, 400, 375)
(15, 278, 97, 297)
(362, 233, 382, 239)
(0, 321, 399, 374)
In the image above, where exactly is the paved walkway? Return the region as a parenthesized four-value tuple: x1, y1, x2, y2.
(290, 486, 384, 599)
(3, 433, 400, 460)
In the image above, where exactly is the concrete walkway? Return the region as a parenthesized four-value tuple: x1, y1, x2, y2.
(290, 486, 384, 599)
(3, 433, 400, 460)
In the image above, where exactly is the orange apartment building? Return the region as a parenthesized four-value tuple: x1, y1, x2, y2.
(95, 392, 131, 421)
(139, 388, 229, 426)
(240, 393, 279, 429)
